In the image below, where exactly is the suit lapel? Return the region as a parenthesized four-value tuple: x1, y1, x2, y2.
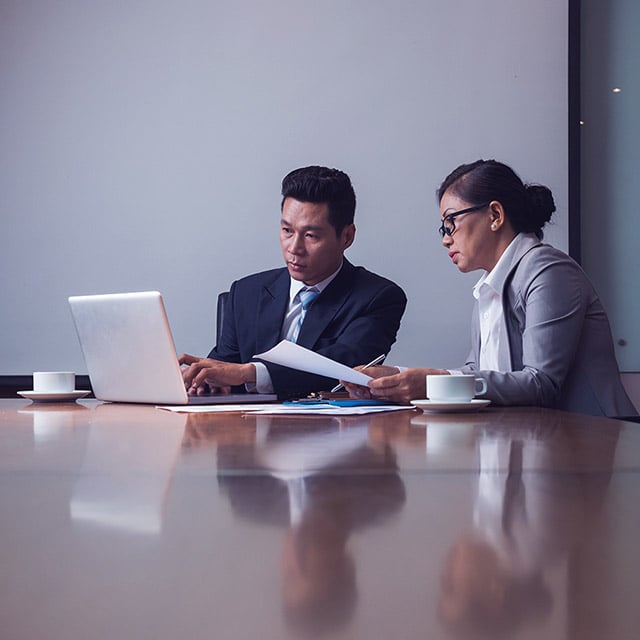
(297, 261, 355, 348)
(256, 269, 290, 351)
(502, 236, 542, 370)
(505, 235, 542, 282)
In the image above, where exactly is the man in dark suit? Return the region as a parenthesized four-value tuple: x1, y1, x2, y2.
(179, 165, 407, 399)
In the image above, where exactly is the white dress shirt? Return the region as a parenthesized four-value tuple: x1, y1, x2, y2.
(250, 263, 343, 393)
(397, 234, 539, 377)
(472, 233, 539, 372)
(256, 416, 369, 525)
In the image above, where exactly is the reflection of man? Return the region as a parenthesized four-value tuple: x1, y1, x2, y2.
(180, 165, 407, 399)
(438, 416, 619, 638)
(215, 416, 406, 636)
(281, 508, 356, 634)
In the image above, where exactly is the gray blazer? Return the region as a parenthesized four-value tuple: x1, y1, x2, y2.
(460, 241, 637, 417)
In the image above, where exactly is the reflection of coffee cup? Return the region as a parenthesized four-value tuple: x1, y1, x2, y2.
(32, 409, 75, 442)
(411, 413, 491, 453)
(426, 374, 487, 403)
(33, 371, 76, 393)
(18, 403, 88, 443)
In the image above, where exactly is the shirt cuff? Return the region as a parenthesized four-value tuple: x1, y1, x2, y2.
(246, 362, 275, 394)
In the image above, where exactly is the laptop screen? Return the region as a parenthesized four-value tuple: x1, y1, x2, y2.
(68, 291, 276, 405)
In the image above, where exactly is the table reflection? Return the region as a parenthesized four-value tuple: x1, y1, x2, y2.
(434, 411, 620, 639)
(18, 402, 90, 445)
(182, 412, 406, 636)
(0, 400, 636, 639)
(69, 404, 186, 535)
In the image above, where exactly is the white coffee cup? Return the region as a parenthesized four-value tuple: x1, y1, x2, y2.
(426, 374, 487, 403)
(33, 371, 76, 394)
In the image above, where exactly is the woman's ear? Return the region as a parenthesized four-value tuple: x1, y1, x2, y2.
(488, 201, 506, 231)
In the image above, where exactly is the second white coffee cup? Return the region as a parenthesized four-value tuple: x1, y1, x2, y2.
(426, 374, 487, 403)
(33, 371, 76, 394)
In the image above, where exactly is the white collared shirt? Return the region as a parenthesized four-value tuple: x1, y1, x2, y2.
(257, 417, 369, 525)
(472, 233, 539, 371)
(251, 263, 343, 393)
(279, 264, 342, 342)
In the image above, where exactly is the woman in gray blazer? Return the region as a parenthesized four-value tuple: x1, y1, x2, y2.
(345, 160, 637, 418)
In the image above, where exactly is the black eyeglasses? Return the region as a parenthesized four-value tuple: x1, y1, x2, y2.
(438, 202, 491, 237)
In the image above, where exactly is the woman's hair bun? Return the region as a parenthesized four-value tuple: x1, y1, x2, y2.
(525, 184, 556, 228)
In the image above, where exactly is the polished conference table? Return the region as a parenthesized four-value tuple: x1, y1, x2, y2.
(1, 398, 639, 640)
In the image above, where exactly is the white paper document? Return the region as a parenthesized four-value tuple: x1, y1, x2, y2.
(157, 404, 278, 413)
(248, 404, 413, 416)
(156, 403, 412, 415)
(254, 340, 373, 386)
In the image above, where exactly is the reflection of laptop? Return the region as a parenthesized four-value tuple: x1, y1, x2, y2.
(68, 291, 277, 405)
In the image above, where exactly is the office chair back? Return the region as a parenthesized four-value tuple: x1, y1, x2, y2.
(216, 291, 229, 345)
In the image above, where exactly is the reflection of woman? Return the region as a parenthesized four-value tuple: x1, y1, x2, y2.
(437, 438, 556, 639)
(438, 414, 620, 638)
(347, 160, 636, 417)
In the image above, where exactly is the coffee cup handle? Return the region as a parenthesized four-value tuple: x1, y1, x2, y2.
(474, 378, 487, 396)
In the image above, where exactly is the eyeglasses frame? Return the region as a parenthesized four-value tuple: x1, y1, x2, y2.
(438, 201, 492, 237)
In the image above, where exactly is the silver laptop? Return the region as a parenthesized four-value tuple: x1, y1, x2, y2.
(68, 291, 277, 405)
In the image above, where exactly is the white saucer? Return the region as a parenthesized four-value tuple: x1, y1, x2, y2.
(17, 390, 91, 403)
(410, 399, 491, 413)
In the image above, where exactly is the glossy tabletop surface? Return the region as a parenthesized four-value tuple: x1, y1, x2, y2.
(1, 399, 639, 639)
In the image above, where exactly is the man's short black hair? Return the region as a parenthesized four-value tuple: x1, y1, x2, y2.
(281, 166, 356, 235)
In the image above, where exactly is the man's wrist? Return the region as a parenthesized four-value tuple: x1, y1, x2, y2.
(241, 363, 257, 384)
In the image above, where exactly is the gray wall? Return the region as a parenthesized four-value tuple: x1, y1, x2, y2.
(0, 0, 568, 375)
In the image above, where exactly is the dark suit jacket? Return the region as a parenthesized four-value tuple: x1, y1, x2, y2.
(208, 259, 407, 398)
(216, 430, 406, 530)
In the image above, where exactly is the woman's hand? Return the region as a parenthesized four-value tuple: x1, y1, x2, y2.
(346, 367, 449, 404)
(342, 366, 400, 399)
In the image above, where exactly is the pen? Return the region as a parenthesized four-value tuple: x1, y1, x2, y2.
(330, 353, 386, 393)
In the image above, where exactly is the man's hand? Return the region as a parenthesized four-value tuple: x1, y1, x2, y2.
(178, 354, 256, 395)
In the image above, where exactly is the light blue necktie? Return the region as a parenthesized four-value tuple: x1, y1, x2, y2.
(290, 287, 319, 343)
